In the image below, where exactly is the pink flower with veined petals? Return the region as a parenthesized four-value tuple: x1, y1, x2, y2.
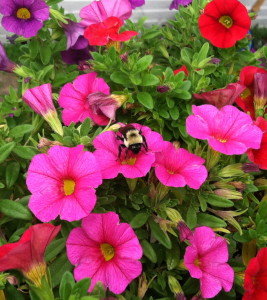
(59, 73, 121, 126)
(154, 142, 207, 189)
(66, 212, 143, 294)
(186, 105, 263, 155)
(184, 226, 234, 299)
(93, 123, 164, 179)
(80, 0, 132, 26)
(27, 145, 102, 222)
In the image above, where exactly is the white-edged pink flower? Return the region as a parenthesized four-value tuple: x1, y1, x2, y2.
(93, 123, 164, 179)
(66, 212, 143, 294)
(186, 105, 263, 155)
(27, 145, 102, 222)
(154, 141, 207, 189)
(80, 0, 132, 26)
(184, 226, 234, 299)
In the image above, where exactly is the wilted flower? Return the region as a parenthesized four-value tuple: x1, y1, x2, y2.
(23, 84, 63, 136)
(153, 141, 208, 189)
(170, 0, 192, 10)
(254, 73, 267, 115)
(93, 123, 164, 179)
(0, 224, 60, 287)
(184, 226, 234, 298)
(27, 145, 102, 222)
(193, 83, 246, 109)
(186, 105, 263, 155)
(66, 212, 143, 294)
(0, 42, 17, 72)
(198, 0, 251, 48)
(84, 17, 138, 47)
(80, 0, 132, 26)
(0, 0, 49, 38)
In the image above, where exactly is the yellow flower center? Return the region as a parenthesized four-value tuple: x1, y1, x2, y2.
(194, 258, 201, 267)
(121, 157, 137, 165)
(63, 179, 75, 196)
(16, 8, 31, 20)
(168, 170, 175, 175)
(219, 16, 233, 29)
(240, 88, 252, 99)
(100, 243, 115, 261)
(217, 138, 227, 143)
(24, 263, 47, 287)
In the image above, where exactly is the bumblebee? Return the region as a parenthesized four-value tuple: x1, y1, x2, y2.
(117, 125, 148, 158)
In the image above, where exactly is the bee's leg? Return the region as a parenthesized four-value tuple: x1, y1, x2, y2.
(116, 134, 124, 141)
(142, 135, 148, 151)
(118, 144, 126, 159)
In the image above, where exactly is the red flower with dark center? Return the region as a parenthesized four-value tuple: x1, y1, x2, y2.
(247, 117, 267, 170)
(84, 16, 138, 46)
(236, 66, 267, 119)
(0, 224, 61, 287)
(243, 247, 267, 299)
(198, 0, 251, 48)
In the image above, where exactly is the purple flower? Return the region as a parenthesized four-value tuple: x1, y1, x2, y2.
(0, 0, 50, 38)
(61, 20, 87, 50)
(169, 0, 192, 10)
(0, 42, 16, 72)
(129, 0, 145, 9)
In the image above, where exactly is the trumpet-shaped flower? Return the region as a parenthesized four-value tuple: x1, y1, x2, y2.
(247, 117, 267, 170)
(193, 83, 246, 109)
(0, 0, 49, 38)
(0, 224, 61, 287)
(61, 20, 87, 50)
(84, 17, 138, 46)
(27, 145, 102, 222)
(243, 247, 267, 300)
(23, 83, 63, 136)
(186, 105, 263, 155)
(80, 0, 132, 26)
(66, 212, 143, 294)
(93, 123, 164, 179)
(0, 42, 17, 72)
(154, 142, 207, 189)
(59, 73, 124, 126)
(198, 0, 251, 48)
(184, 226, 234, 298)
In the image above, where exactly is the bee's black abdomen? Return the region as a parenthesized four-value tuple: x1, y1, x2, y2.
(129, 143, 142, 154)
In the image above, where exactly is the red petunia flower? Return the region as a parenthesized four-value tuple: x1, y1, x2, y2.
(243, 247, 267, 299)
(247, 117, 267, 170)
(236, 66, 267, 119)
(84, 16, 138, 46)
(174, 65, 189, 77)
(0, 224, 61, 287)
(198, 0, 251, 48)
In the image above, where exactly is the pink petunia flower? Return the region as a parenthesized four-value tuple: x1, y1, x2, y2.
(184, 226, 234, 299)
(23, 83, 63, 136)
(58, 73, 125, 126)
(93, 123, 164, 179)
(66, 212, 143, 294)
(27, 145, 102, 222)
(186, 105, 263, 155)
(80, 0, 132, 26)
(154, 141, 207, 189)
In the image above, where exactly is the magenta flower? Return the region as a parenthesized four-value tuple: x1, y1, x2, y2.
(154, 142, 207, 189)
(186, 105, 263, 155)
(61, 20, 87, 50)
(0, 42, 16, 72)
(27, 145, 102, 222)
(93, 123, 164, 179)
(66, 212, 143, 294)
(58, 73, 123, 126)
(184, 226, 234, 298)
(0, 0, 49, 38)
(170, 0, 192, 10)
(193, 83, 246, 109)
(80, 0, 132, 26)
(23, 83, 63, 135)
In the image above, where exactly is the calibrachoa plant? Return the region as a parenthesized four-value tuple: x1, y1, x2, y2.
(0, 0, 267, 299)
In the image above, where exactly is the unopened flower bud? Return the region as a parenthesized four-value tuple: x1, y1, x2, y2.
(138, 273, 148, 299)
(6, 275, 18, 285)
(191, 294, 204, 300)
(210, 58, 221, 64)
(166, 208, 183, 223)
(157, 85, 170, 93)
(242, 163, 260, 173)
(110, 94, 128, 106)
(120, 52, 128, 62)
(168, 276, 185, 297)
(229, 181, 246, 191)
(218, 163, 244, 177)
(214, 189, 243, 200)
(255, 178, 267, 186)
(177, 221, 193, 242)
(254, 73, 267, 116)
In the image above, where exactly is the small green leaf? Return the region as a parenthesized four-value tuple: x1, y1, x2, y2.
(45, 238, 66, 261)
(39, 42, 52, 65)
(110, 71, 131, 85)
(148, 218, 172, 249)
(141, 74, 160, 86)
(130, 213, 149, 228)
(59, 271, 75, 300)
(137, 92, 154, 109)
(0, 142, 16, 164)
(166, 243, 180, 270)
(80, 118, 92, 136)
(141, 240, 157, 263)
(13, 146, 38, 159)
(6, 162, 20, 188)
(71, 278, 91, 297)
(203, 194, 234, 208)
(136, 55, 153, 72)
(50, 254, 73, 287)
(197, 213, 227, 228)
(10, 124, 34, 138)
(0, 200, 32, 220)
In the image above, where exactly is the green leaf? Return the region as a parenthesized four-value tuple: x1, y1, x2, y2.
(50, 254, 73, 287)
(197, 42, 209, 65)
(137, 92, 154, 109)
(0, 142, 16, 164)
(110, 71, 131, 85)
(80, 118, 92, 136)
(59, 272, 75, 300)
(197, 213, 227, 228)
(136, 55, 153, 72)
(5, 162, 20, 188)
(166, 243, 180, 270)
(148, 218, 172, 249)
(39, 41, 52, 65)
(130, 212, 149, 228)
(45, 238, 66, 261)
(186, 205, 197, 228)
(13, 146, 38, 159)
(29, 38, 39, 59)
(10, 124, 34, 138)
(71, 278, 91, 297)
(203, 194, 234, 208)
(141, 240, 157, 263)
(0, 199, 32, 220)
(141, 74, 160, 86)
